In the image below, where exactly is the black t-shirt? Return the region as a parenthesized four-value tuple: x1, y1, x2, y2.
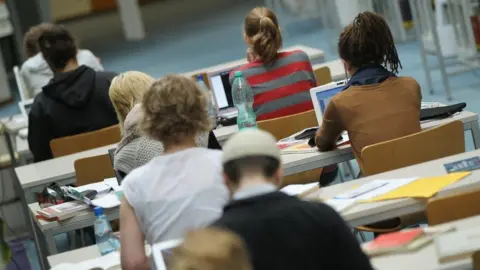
(213, 191, 374, 270)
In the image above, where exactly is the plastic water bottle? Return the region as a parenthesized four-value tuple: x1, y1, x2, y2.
(94, 207, 120, 255)
(196, 76, 218, 128)
(231, 71, 257, 130)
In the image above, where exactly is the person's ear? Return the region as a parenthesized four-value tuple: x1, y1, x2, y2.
(223, 172, 236, 197)
(273, 166, 284, 188)
(342, 60, 353, 74)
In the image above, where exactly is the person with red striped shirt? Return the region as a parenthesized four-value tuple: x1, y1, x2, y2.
(230, 7, 316, 121)
(230, 7, 338, 187)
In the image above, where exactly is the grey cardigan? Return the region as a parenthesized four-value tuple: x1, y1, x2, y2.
(114, 105, 208, 174)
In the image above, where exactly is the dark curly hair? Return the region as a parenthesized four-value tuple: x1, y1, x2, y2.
(338, 11, 402, 74)
(140, 75, 210, 145)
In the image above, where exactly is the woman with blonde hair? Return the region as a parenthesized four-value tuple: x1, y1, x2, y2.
(171, 228, 251, 270)
(109, 72, 220, 176)
(120, 75, 228, 270)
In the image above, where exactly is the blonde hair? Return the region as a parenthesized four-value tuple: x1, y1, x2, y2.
(171, 228, 251, 270)
(109, 71, 154, 131)
(140, 75, 210, 144)
(244, 7, 283, 65)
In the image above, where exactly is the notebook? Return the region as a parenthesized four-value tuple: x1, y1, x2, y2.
(362, 228, 430, 256)
(50, 251, 120, 270)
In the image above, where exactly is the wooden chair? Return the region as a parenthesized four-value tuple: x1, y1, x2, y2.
(313, 66, 332, 86)
(426, 188, 480, 226)
(362, 121, 465, 176)
(50, 124, 121, 158)
(191, 72, 211, 89)
(74, 154, 116, 186)
(474, 251, 480, 270)
(258, 110, 323, 187)
(357, 120, 465, 233)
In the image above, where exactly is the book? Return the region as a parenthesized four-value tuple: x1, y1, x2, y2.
(435, 228, 480, 263)
(279, 133, 350, 154)
(37, 201, 90, 220)
(362, 228, 430, 256)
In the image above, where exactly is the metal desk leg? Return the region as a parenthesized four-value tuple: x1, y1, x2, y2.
(4, 132, 17, 168)
(469, 120, 480, 150)
(32, 218, 48, 270)
(44, 229, 58, 255)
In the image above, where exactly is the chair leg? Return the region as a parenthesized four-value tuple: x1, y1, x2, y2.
(68, 231, 76, 250)
(338, 165, 346, 183)
(353, 229, 367, 242)
(80, 229, 86, 247)
(346, 161, 356, 179)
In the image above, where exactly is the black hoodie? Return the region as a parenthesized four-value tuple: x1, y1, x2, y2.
(28, 66, 119, 162)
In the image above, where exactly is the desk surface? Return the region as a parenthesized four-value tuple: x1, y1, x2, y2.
(16, 144, 117, 189)
(47, 216, 480, 269)
(48, 245, 101, 267)
(184, 44, 325, 77)
(308, 148, 480, 227)
(371, 215, 480, 270)
(15, 110, 478, 192)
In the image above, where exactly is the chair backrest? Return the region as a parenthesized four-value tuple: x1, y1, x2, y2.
(50, 124, 121, 158)
(74, 154, 115, 186)
(13, 66, 30, 101)
(313, 66, 332, 86)
(474, 251, 480, 270)
(361, 121, 465, 176)
(257, 110, 318, 141)
(426, 188, 480, 226)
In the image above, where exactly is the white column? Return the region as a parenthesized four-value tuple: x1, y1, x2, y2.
(116, 0, 145, 41)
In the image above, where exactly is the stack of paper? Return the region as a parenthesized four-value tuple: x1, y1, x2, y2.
(435, 227, 480, 263)
(325, 199, 356, 213)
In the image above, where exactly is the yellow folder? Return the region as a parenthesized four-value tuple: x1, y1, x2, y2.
(362, 172, 471, 203)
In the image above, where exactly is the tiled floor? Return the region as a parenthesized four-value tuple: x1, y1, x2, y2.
(1, 0, 480, 268)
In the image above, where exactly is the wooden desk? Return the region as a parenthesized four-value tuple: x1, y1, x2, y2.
(371, 215, 480, 270)
(307, 149, 480, 228)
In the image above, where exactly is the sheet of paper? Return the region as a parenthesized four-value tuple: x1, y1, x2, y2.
(92, 193, 121, 209)
(74, 182, 112, 194)
(104, 177, 122, 191)
(280, 183, 318, 196)
(325, 198, 356, 213)
(355, 177, 419, 201)
(363, 172, 470, 202)
(334, 180, 391, 199)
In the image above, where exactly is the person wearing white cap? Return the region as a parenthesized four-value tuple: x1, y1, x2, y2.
(212, 129, 373, 270)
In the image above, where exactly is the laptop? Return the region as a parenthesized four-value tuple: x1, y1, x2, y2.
(207, 66, 240, 119)
(18, 98, 34, 119)
(152, 239, 183, 270)
(310, 80, 347, 126)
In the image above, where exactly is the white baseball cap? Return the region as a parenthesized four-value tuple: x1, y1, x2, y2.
(222, 129, 281, 164)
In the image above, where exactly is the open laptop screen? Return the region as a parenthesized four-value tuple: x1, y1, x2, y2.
(210, 71, 234, 110)
(315, 86, 344, 113)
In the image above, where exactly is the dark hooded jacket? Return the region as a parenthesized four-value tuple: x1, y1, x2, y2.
(28, 65, 118, 162)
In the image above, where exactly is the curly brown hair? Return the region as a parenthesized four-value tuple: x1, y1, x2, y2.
(140, 75, 210, 144)
(338, 11, 402, 74)
(23, 23, 54, 58)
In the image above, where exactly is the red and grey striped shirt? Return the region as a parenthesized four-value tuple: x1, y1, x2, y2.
(230, 50, 316, 121)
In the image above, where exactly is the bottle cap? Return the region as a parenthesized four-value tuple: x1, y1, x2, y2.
(94, 206, 104, 216)
(234, 71, 243, 78)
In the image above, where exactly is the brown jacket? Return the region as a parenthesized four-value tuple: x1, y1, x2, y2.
(315, 77, 422, 171)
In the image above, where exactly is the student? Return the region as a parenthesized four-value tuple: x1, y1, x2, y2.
(231, 7, 316, 121)
(315, 11, 422, 172)
(20, 23, 103, 96)
(109, 72, 220, 175)
(27, 24, 118, 162)
(120, 75, 228, 270)
(212, 130, 373, 270)
(171, 228, 251, 270)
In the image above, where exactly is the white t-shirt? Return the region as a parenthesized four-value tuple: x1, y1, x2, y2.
(122, 148, 228, 245)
